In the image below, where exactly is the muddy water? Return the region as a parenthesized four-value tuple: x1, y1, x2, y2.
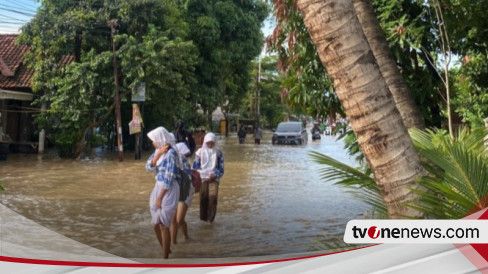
(0, 132, 369, 259)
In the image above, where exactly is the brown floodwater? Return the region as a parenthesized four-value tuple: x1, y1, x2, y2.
(0, 131, 369, 259)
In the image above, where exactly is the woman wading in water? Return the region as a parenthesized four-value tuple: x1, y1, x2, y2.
(170, 142, 194, 244)
(146, 127, 180, 259)
(192, 133, 224, 223)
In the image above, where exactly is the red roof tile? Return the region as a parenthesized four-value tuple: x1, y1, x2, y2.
(0, 34, 74, 90)
(0, 34, 32, 89)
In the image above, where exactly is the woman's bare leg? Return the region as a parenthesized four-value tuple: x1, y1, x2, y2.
(170, 213, 178, 245)
(153, 224, 163, 247)
(177, 203, 189, 239)
(161, 224, 171, 259)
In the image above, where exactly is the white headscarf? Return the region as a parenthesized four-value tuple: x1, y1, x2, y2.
(147, 127, 179, 166)
(147, 127, 174, 148)
(199, 133, 218, 178)
(176, 142, 190, 156)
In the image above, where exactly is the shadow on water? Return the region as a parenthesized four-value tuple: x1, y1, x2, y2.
(0, 131, 370, 258)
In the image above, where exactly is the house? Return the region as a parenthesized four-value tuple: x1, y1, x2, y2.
(0, 34, 73, 156)
(0, 34, 37, 154)
(211, 106, 240, 135)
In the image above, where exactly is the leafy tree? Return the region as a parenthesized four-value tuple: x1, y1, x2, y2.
(440, 0, 488, 55)
(241, 55, 287, 127)
(268, 0, 458, 128)
(257, 55, 288, 127)
(185, 0, 268, 127)
(452, 55, 488, 128)
(380, 0, 488, 130)
(267, 0, 341, 121)
(355, 0, 425, 129)
(370, 0, 445, 128)
(440, 0, 488, 128)
(19, 0, 197, 157)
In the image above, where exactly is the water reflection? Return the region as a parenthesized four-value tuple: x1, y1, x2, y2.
(0, 132, 369, 258)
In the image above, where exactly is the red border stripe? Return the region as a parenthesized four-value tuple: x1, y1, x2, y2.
(0, 245, 378, 268)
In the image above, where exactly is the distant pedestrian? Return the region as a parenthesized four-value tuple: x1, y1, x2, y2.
(170, 142, 194, 244)
(253, 126, 262, 145)
(192, 133, 224, 223)
(174, 120, 196, 156)
(237, 125, 246, 144)
(146, 127, 180, 259)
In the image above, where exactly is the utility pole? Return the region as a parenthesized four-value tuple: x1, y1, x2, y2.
(109, 19, 124, 162)
(135, 109, 141, 160)
(257, 54, 261, 126)
(138, 72, 146, 160)
(38, 102, 46, 157)
(137, 100, 144, 159)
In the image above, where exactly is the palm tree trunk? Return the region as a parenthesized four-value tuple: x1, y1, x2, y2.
(353, 0, 425, 129)
(296, 0, 424, 218)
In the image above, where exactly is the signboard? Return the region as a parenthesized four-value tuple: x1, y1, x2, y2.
(131, 82, 146, 102)
(129, 104, 143, 135)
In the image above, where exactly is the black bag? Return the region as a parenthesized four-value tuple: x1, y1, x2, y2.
(177, 168, 191, 202)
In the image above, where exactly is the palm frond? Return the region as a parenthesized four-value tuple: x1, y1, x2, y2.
(337, 128, 365, 164)
(309, 151, 387, 217)
(408, 127, 488, 219)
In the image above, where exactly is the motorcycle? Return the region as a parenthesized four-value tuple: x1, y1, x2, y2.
(311, 127, 321, 140)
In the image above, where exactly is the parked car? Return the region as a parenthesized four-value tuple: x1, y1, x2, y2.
(272, 122, 308, 145)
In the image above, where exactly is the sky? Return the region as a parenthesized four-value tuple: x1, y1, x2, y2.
(0, 0, 38, 33)
(0, 0, 276, 37)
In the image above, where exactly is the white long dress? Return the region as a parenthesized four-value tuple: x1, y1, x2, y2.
(149, 179, 179, 226)
(147, 150, 180, 227)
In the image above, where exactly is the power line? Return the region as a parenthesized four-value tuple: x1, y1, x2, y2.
(0, 14, 30, 22)
(0, 21, 27, 25)
(0, 3, 36, 13)
(5, 0, 38, 12)
(0, 7, 35, 17)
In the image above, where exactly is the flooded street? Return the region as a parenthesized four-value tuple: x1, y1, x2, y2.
(0, 132, 369, 259)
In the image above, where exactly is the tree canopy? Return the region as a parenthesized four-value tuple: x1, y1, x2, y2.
(269, 0, 488, 129)
(19, 0, 267, 157)
(185, 0, 268, 123)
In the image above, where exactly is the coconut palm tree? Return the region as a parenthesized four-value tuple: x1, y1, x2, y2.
(296, 0, 424, 218)
(309, 150, 386, 217)
(311, 127, 488, 219)
(353, 0, 425, 130)
(408, 127, 488, 219)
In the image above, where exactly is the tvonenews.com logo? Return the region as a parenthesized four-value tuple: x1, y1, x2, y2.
(368, 226, 380, 239)
(344, 220, 488, 244)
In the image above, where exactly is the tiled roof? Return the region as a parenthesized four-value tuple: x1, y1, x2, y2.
(0, 34, 31, 89)
(0, 34, 74, 90)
